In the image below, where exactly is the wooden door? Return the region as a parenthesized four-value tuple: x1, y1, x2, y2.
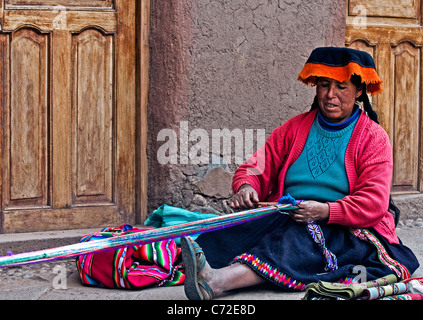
(346, 0, 423, 195)
(0, 0, 139, 232)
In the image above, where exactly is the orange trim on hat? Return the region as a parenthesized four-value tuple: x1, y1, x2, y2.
(298, 61, 383, 95)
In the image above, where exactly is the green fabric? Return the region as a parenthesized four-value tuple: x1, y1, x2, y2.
(145, 204, 219, 243)
(303, 274, 398, 300)
(284, 116, 358, 202)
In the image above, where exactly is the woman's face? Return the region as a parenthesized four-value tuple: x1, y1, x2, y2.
(316, 77, 362, 123)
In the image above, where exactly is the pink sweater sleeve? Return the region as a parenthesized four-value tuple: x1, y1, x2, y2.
(328, 121, 393, 229)
(232, 127, 284, 200)
(232, 113, 306, 200)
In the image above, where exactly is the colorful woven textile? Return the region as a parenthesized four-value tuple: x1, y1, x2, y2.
(233, 253, 307, 291)
(303, 275, 423, 300)
(403, 277, 423, 294)
(306, 222, 338, 272)
(303, 274, 397, 300)
(351, 228, 411, 280)
(379, 293, 423, 300)
(360, 282, 407, 300)
(76, 225, 185, 289)
(379, 275, 423, 300)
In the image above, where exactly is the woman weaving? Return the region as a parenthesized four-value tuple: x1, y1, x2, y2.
(180, 47, 420, 300)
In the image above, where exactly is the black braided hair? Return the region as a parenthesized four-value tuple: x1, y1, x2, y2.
(350, 75, 379, 124)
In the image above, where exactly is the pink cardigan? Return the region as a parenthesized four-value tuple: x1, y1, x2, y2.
(232, 109, 399, 244)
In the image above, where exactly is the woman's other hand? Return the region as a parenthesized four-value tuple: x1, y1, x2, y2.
(230, 184, 259, 209)
(289, 201, 329, 223)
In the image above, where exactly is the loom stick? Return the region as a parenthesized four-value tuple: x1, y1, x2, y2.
(0, 204, 297, 268)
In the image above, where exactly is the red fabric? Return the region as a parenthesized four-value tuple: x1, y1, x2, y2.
(232, 109, 399, 244)
(76, 225, 185, 289)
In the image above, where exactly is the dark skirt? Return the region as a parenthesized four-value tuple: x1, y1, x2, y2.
(196, 213, 420, 291)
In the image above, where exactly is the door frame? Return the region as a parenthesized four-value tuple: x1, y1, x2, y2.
(137, 0, 150, 224)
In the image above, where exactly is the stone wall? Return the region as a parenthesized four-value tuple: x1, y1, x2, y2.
(147, 0, 346, 216)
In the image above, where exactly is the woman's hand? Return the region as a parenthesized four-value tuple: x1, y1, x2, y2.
(230, 184, 259, 209)
(289, 201, 329, 223)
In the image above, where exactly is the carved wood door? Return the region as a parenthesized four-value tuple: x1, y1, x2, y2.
(0, 0, 137, 232)
(346, 0, 423, 195)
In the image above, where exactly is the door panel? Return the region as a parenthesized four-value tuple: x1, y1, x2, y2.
(348, 0, 419, 19)
(391, 43, 420, 190)
(0, 0, 138, 232)
(8, 28, 49, 208)
(72, 28, 114, 205)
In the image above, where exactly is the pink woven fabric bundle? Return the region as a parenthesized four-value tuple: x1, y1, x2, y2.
(76, 225, 185, 289)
